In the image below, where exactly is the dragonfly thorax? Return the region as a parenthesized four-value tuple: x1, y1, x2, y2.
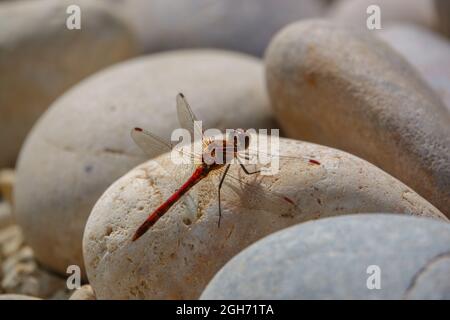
(202, 139, 236, 167)
(203, 129, 251, 166)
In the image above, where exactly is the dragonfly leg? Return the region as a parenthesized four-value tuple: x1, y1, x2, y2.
(218, 164, 231, 228)
(237, 157, 260, 175)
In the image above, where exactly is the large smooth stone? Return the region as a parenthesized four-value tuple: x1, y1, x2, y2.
(14, 49, 275, 277)
(328, 0, 438, 31)
(0, 202, 13, 229)
(379, 24, 450, 112)
(1, 243, 67, 299)
(0, 0, 137, 167)
(435, 0, 450, 38)
(265, 19, 450, 217)
(111, 0, 325, 56)
(83, 137, 446, 299)
(0, 294, 40, 300)
(0, 169, 15, 204)
(200, 214, 450, 299)
(69, 284, 96, 300)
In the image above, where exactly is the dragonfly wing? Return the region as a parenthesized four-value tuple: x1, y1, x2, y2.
(176, 93, 203, 141)
(131, 127, 172, 158)
(243, 148, 312, 163)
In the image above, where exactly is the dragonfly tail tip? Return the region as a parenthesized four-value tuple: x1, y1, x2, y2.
(131, 233, 140, 242)
(131, 228, 144, 241)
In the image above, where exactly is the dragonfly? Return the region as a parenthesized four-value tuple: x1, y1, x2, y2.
(130, 93, 325, 241)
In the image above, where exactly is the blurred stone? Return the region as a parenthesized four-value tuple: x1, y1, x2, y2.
(111, 0, 325, 56)
(0, 225, 23, 258)
(379, 24, 450, 112)
(265, 19, 450, 217)
(0, 202, 13, 229)
(0, 169, 15, 204)
(69, 284, 95, 300)
(1, 246, 66, 299)
(2, 247, 34, 273)
(0, 293, 40, 300)
(435, 0, 450, 37)
(201, 214, 450, 299)
(49, 288, 72, 300)
(0, 0, 138, 167)
(329, 0, 438, 32)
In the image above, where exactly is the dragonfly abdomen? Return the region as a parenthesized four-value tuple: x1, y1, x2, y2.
(132, 166, 207, 241)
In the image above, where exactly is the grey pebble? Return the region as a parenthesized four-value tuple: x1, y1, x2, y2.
(201, 214, 450, 299)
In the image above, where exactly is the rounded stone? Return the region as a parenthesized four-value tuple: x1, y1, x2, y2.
(1, 245, 67, 298)
(0, 294, 40, 300)
(328, 0, 438, 31)
(265, 19, 450, 217)
(83, 137, 446, 299)
(14, 49, 275, 277)
(111, 0, 325, 56)
(435, 0, 450, 38)
(200, 214, 450, 299)
(0, 202, 12, 229)
(69, 284, 96, 300)
(379, 24, 450, 112)
(0, 0, 137, 167)
(404, 253, 450, 299)
(0, 169, 15, 205)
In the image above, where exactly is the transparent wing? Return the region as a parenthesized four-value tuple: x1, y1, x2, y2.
(240, 148, 320, 165)
(131, 127, 199, 213)
(230, 132, 322, 166)
(131, 127, 173, 158)
(176, 93, 204, 142)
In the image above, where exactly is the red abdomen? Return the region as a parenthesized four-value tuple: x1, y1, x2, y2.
(132, 166, 206, 241)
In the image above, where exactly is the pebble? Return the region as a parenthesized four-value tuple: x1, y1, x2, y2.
(200, 214, 450, 299)
(0, 202, 13, 230)
(1, 246, 66, 299)
(328, 0, 438, 31)
(83, 136, 446, 299)
(0, 225, 23, 259)
(0, 0, 137, 167)
(0, 169, 15, 204)
(0, 224, 69, 299)
(379, 24, 450, 112)
(48, 288, 72, 300)
(265, 19, 450, 217)
(112, 0, 325, 56)
(69, 284, 96, 300)
(0, 294, 40, 300)
(14, 49, 276, 277)
(435, 0, 450, 38)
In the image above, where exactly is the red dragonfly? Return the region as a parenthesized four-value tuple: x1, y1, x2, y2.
(130, 93, 325, 241)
